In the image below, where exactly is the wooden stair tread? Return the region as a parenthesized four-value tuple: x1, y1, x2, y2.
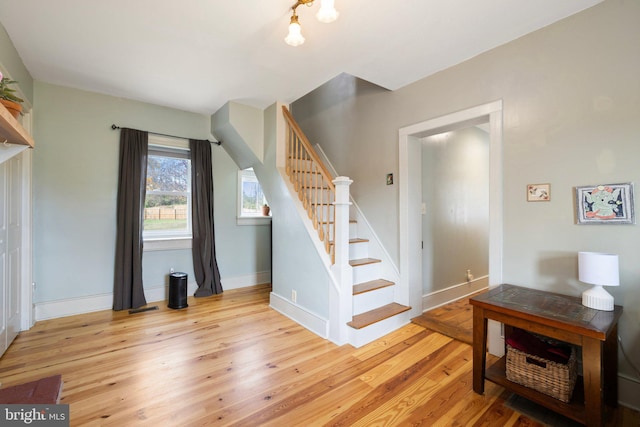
(349, 258, 381, 267)
(329, 238, 369, 246)
(353, 279, 394, 295)
(347, 303, 411, 329)
(320, 219, 357, 225)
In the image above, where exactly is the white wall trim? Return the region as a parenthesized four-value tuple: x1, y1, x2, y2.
(399, 100, 504, 350)
(35, 271, 271, 321)
(269, 292, 328, 340)
(421, 276, 489, 312)
(619, 373, 640, 412)
(223, 271, 271, 290)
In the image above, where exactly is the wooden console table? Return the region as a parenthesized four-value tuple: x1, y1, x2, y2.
(470, 284, 622, 426)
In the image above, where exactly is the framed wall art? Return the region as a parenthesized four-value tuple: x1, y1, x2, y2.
(527, 183, 550, 202)
(575, 182, 635, 224)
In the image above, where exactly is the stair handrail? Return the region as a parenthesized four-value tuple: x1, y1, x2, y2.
(282, 105, 336, 262)
(282, 106, 336, 190)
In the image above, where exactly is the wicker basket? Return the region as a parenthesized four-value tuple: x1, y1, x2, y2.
(506, 344, 577, 402)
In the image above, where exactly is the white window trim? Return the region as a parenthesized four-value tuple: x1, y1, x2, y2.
(143, 135, 194, 251)
(237, 168, 271, 226)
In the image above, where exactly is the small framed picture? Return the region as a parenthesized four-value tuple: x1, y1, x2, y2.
(527, 183, 550, 202)
(575, 182, 635, 224)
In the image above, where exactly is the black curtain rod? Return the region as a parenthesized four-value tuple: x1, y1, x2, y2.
(111, 124, 221, 146)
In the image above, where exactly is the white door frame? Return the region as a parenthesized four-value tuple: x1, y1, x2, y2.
(399, 100, 504, 354)
(20, 111, 34, 331)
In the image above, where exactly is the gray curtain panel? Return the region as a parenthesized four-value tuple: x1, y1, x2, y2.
(190, 139, 223, 297)
(113, 128, 148, 310)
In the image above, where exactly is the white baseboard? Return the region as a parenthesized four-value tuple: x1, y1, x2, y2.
(421, 276, 489, 312)
(269, 292, 328, 340)
(35, 271, 271, 321)
(619, 373, 640, 411)
(223, 271, 271, 290)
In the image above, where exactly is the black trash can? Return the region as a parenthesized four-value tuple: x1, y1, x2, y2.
(168, 272, 188, 309)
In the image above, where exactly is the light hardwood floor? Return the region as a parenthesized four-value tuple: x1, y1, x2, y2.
(0, 284, 636, 426)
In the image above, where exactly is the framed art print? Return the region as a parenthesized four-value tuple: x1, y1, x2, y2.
(527, 183, 550, 202)
(575, 182, 635, 224)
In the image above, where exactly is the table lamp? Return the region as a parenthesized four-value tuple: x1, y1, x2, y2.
(578, 251, 619, 311)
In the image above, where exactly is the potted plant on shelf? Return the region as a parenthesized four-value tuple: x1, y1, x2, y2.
(262, 204, 270, 216)
(0, 72, 24, 119)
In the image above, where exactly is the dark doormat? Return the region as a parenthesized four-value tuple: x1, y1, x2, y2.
(504, 393, 583, 427)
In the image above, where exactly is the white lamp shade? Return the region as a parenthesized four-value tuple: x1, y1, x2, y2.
(285, 20, 305, 47)
(316, 0, 339, 23)
(578, 252, 619, 287)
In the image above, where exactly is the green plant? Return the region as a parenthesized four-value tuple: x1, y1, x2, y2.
(0, 76, 24, 104)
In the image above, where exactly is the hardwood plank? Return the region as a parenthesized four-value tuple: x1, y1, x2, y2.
(0, 284, 637, 426)
(411, 290, 482, 345)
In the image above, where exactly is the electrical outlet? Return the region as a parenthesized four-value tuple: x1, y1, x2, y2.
(292, 290, 297, 303)
(466, 269, 474, 282)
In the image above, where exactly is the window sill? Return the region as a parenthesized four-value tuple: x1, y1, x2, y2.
(144, 237, 192, 251)
(237, 216, 271, 226)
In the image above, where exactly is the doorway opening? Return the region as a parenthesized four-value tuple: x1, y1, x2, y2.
(421, 125, 490, 306)
(399, 100, 504, 354)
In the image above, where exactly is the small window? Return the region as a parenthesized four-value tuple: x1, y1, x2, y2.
(143, 144, 192, 241)
(238, 168, 270, 225)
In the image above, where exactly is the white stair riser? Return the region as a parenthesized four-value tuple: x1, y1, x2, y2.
(349, 241, 369, 259)
(289, 159, 315, 170)
(311, 204, 335, 219)
(352, 263, 380, 284)
(347, 312, 411, 348)
(353, 286, 395, 315)
(301, 189, 333, 204)
(349, 221, 358, 239)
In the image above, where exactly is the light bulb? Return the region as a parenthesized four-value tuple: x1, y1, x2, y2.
(316, 0, 338, 23)
(285, 14, 305, 46)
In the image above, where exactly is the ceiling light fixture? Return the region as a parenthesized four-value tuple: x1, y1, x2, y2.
(285, 0, 339, 47)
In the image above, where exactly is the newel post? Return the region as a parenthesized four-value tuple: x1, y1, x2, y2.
(329, 176, 353, 345)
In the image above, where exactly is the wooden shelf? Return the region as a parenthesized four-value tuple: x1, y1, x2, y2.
(0, 103, 34, 148)
(486, 356, 586, 424)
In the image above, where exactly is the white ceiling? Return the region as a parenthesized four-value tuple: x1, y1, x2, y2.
(0, 0, 602, 115)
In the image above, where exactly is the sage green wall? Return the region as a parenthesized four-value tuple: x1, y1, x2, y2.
(33, 82, 270, 304)
(261, 104, 330, 318)
(0, 22, 33, 104)
(292, 0, 640, 386)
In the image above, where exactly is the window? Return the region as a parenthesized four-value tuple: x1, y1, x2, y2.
(238, 168, 270, 225)
(143, 136, 192, 249)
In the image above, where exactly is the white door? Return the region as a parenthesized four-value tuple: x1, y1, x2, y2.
(0, 154, 23, 357)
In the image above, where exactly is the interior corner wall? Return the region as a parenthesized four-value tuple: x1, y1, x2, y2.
(290, 0, 640, 405)
(260, 103, 330, 319)
(32, 82, 270, 313)
(0, 21, 33, 104)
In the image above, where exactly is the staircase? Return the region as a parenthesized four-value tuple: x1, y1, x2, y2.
(282, 106, 411, 347)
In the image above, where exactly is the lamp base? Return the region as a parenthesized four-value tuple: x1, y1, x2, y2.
(582, 285, 614, 311)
